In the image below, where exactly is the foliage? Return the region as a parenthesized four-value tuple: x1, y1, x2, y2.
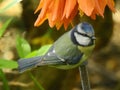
(16, 36, 31, 58)
(0, 18, 13, 37)
(0, 19, 50, 90)
(29, 72, 45, 90)
(0, 1, 50, 89)
(16, 36, 47, 90)
(0, 18, 18, 69)
(0, 59, 17, 69)
(26, 44, 51, 58)
(0, 18, 13, 90)
(0, 69, 9, 90)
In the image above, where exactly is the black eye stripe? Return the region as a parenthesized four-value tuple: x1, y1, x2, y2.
(75, 31, 91, 38)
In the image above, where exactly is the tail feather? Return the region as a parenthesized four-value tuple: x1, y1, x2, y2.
(18, 56, 65, 73)
(18, 56, 42, 73)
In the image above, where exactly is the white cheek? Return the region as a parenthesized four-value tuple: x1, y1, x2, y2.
(74, 32, 90, 45)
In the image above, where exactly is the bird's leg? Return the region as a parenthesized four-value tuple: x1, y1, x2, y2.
(79, 62, 91, 90)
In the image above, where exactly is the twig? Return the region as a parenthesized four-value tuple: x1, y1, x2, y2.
(79, 65, 90, 90)
(0, 81, 32, 87)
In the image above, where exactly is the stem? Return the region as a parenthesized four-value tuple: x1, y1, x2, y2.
(0, 69, 10, 90)
(28, 72, 45, 90)
(79, 65, 90, 90)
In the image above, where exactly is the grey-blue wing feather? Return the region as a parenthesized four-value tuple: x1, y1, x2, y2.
(40, 46, 66, 65)
(18, 56, 42, 73)
(18, 46, 83, 73)
(42, 45, 83, 65)
(65, 52, 83, 64)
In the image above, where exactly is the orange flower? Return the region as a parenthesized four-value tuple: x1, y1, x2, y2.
(34, 0, 115, 29)
(78, 0, 115, 19)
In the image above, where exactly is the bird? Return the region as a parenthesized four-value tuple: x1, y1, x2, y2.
(18, 22, 96, 73)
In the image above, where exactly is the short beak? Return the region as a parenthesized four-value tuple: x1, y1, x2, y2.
(92, 36, 96, 40)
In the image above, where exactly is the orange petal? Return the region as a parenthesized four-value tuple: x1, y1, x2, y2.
(47, 0, 65, 29)
(34, 0, 52, 26)
(97, 0, 107, 14)
(62, 0, 77, 19)
(51, 0, 59, 21)
(51, 0, 65, 21)
(78, 0, 95, 16)
(48, 0, 55, 10)
(34, 13, 47, 26)
(63, 5, 78, 30)
(34, 0, 44, 13)
(38, 0, 51, 19)
(94, 0, 104, 17)
(55, 22, 63, 30)
(107, 0, 116, 12)
(47, 1, 56, 27)
(90, 9, 97, 20)
(48, 18, 56, 28)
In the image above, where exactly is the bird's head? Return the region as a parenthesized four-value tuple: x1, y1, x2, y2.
(71, 22, 96, 47)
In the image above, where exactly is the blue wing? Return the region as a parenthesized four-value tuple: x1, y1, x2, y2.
(18, 45, 83, 73)
(41, 45, 83, 65)
(18, 56, 42, 73)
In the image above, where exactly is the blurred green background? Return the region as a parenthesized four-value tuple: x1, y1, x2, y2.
(0, 0, 120, 90)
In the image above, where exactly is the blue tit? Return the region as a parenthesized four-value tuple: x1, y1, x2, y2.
(18, 22, 96, 73)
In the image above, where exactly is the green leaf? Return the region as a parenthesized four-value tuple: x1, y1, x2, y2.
(0, 69, 10, 90)
(0, 59, 18, 69)
(0, 0, 22, 13)
(0, 18, 13, 37)
(25, 44, 52, 58)
(25, 50, 38, 58)
(16, 36, 31, 58)
(36, 44, 52, 56)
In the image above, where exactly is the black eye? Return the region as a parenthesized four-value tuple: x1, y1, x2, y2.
(81, 33, 87, 36)
(76, 31, 88, 37)
(76, 31, 92, 39)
